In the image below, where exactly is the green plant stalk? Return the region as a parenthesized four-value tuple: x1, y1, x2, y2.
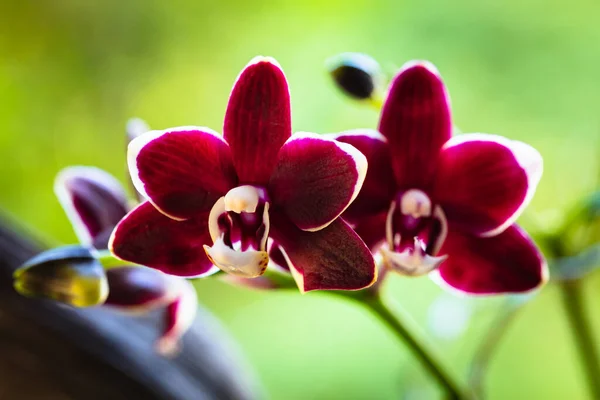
(545, 230, 600, 399)
(559, 280, 600, 400)
(468, 299, 522, 398)
(95, 249, 139, 269)
(331, 288, 471, 400)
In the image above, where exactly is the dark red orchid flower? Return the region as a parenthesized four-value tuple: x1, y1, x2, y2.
(109, 57, 376, 292)
(55, 166, 196, 354)
(335, 61, 547, 295)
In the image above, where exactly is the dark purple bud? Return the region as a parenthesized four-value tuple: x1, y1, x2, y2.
(327, 53, 384, 100)
(55, 166, 130, 249)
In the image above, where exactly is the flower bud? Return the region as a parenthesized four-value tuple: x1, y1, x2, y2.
(326, 52, 384, 101)
(55, 166, 130, 249)
(13, 246, 108, 307)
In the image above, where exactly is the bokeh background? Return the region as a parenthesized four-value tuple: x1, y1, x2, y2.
(1, 0, 600, 398)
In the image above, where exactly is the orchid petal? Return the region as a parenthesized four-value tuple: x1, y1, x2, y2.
(433, 134, 542, 236)
(55, 166, 129, 248)
(334, 130, 396, 223)
(105, 267, 197, 356)
(378, 61, 452, 189)
(224, 57, 291, 185)
(432, 225, 548, 295)
(128, 127, 237, 220)
(105, 267, 172, 309)
(157, 276, 198, 356)
(269, 133, 367, 231)
(109, 202, 218, 278)
(270, 212, 376, 292)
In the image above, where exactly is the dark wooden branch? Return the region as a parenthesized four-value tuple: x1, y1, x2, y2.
(0, 213, 259, 400)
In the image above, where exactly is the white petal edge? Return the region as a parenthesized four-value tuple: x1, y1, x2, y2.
(283, 132, 368, 232)
(383, 60, 452, 113)
(324, 128, 388, 144)
(276, 245, 305, 293)
(127, 126, 227, 222)
(442, 133, 543, 238)
(55, 166, 129, 246)
(229, 56, 285, 96)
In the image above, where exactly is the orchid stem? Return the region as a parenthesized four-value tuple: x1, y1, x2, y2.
(468, 299, 522, 398)
(559, 280, 600, 399)
(332, 289, 471, 400)
(95, 250, 138, 269)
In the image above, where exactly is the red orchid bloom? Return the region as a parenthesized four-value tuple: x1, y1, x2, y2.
(56, 166, 196, 354)
(335, 61, 547, 295)
(109, 57, 376, 292)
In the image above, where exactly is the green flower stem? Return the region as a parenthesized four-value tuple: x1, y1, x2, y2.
(95, 250, 139, 269)
(559, 280, 600, 400)
(330, 289, 471, 400)
(468, 299, 522, 398)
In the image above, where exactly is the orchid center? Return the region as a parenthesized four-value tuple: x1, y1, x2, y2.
(382, 189, 448, 276)
(204, 185, 270, 278)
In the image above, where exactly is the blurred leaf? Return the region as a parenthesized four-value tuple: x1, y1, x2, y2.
(551, 244, 600, 281)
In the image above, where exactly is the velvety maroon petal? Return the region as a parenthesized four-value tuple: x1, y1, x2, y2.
(224, 57, 291, 185)
(433, 225, 548, 295)
(55, 166, 129, 247)
(270, 212, 376, 292)
(109, 202, 218, 277)
(433, 134, 543, 236)
(269, 133, 367, 231)
(352, 211, 388, 251)
(378, 61, 452, 189)
(128, 127, 237, 220)
(334, 130, 396, 223)
(105, 267, 197, 356)
(105, 267, 170, 308)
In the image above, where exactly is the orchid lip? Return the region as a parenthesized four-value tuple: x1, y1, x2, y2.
(203, 240, 269, 278)
(384, 191, 449, 276)
(205, 186, 271, 277)
(381, 239, 448, 276)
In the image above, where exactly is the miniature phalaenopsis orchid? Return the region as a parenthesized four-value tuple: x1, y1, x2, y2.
(109, 57, 376, 292)
(15, 166, 197, 355)
(335, 61, 548, 294)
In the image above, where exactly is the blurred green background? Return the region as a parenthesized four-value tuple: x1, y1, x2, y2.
(1, 0, 599, 398)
